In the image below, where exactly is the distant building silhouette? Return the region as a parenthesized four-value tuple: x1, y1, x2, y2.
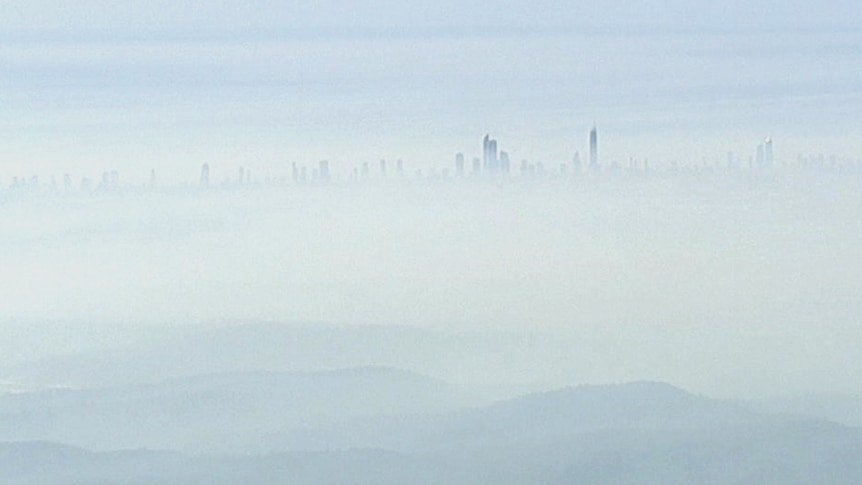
(200, 163, 210, 188)
(764, 137, 774, 167)
(455, 153, 465, 177)
(589, 126, 598, 170)
(499, 151, 510, 175)
(482, 134, 490, 171)
(318, 160, 330, 182)
(488, 139, 498, 173)
(483, 134, 499, 174)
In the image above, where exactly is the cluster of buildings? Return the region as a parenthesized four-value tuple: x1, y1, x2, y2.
(450, 128, 599, 180)
(4, 129, 860, 194)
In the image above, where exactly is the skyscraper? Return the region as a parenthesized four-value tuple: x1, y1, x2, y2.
(482, 134, 490, 172)
(455, 153, 465, 177)
(482, 134, 499, 174)
(489, 139, 498, 173)
(764, 137, 774, 167)
(589, 126, 598, 170)
(499, 151, 510, 175)
(318, 160, 330, 182)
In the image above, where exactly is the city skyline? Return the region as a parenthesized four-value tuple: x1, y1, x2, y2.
(2, 3, 862, 483)
(2, 127, 860, 191)
(4, 11, 862, 185)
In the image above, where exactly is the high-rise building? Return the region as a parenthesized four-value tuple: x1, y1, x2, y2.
(589, 126, 598, 169)
(499, 151, 510, 175)
(482, 134, 490, 171)
(379, 159, 387, 177)
(483, 134, 499, 174)
(488, 139, 499, 173)
(764, 137, 774, 167)
(455, 153, 465, 177)
(201, 163, 210, 188)
(318, 160, 330, 182)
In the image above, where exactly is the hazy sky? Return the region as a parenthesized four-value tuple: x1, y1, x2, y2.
(1, 2, 861, 182)
(1, 2, 861, 399)
(1, 179, 861, 398)
(2, 1, 860, 33)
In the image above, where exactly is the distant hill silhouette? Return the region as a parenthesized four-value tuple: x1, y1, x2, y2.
(0, 366, 465, 452)
(0, 322, 572, 396)
(749, 392, 862, 428)
(268, 381, 763, 451)
(2, 382, 862, 484)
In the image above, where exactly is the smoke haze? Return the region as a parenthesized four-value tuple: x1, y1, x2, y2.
(2, 2, 862, 483)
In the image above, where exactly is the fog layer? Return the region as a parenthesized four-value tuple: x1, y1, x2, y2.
(1, 176, 860, 397)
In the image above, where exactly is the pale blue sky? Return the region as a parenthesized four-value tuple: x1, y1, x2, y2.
(1, 2, 861, 182)
(1, 2, 862, 399)
(2, 1, 860, 35)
